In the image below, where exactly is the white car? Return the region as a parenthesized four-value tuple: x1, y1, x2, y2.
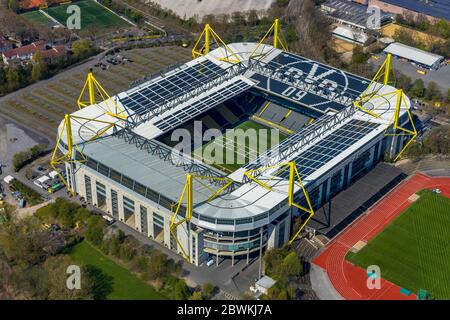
(206, 258, 215, 267)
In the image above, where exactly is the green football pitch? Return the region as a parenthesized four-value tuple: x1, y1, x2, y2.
(41, 0, 129, 30)
(21, 11, 59, 28)
(346, 190, 450, 299)
(195, 120, 288, 173)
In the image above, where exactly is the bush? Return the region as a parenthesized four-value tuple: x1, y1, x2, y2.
(10, 179, 43, 206)
(202, 282, 215, 299)
(12, 144, 48, 172)
(85, 216, 105, 246)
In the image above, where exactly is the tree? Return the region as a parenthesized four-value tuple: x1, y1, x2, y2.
(43, 255, 93, 300)
(0, 218, 52, 267)
(396, 73, 412, 92)
(6, 66, 19, 91)
(285, 24, 298, 43)
(352, 46, 368, 64)
(189, 291, 203, 300)
(174, 278, 191, 300)
(85, 216, 105, 246)
(0, 65, 6, 94)
(82, 264, 114, 300)
(8, 0, 19, 13)
(447, 88, 450, 102)
(72, 39, 94, 61)
(426, 81, 442, 101)
(202, 282, 215, 299)
(282, 252, 302, 277)
(31, 50, 47, 82)
(411, 79, 425, 98)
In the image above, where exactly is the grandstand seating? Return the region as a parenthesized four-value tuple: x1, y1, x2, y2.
(255, 102, 311, 133)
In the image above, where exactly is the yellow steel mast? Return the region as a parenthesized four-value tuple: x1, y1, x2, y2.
(170, 174, 235, 261)
(353, 54, 417, 161)
(251, 18, 288, 58)
(243, 161, 314, 245)
(192, 24, 241, 63)
(77, 69, 127, 119)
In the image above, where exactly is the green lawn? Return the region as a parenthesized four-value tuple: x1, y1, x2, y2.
(70, 241, 166, 300)
(195, 120, 288, 173)
(42, 0, 129, 31)
(346, 190, 450, 299)
(21, 11, 59, 28)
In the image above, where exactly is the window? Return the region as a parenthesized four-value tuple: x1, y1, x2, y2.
(121, 175, 134, 190)
(140, 205, 148, 235)
(98, 163, 110, 177)
(110, 169, 122, 184)
(123, 196, 135, 220)
(111, 189, 119, 219)
(84, 175, 92, 203)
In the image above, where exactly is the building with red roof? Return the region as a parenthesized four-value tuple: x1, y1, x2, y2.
(2, 40, 66, 65)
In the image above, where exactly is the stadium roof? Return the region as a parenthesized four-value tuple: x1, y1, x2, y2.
(378, 0, 450, 21)
(59, 42, 410, 225)
(383, 42, 444, 67)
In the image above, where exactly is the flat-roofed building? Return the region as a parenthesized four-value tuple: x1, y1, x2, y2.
(321, 0, 394, 30)
(369, 0, 450, 22)
(383, 42, 444, 69)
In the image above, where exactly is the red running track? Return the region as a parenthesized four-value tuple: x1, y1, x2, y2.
(313, 172, 450, 300)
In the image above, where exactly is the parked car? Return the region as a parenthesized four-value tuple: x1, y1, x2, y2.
(206, 257, 215, 267)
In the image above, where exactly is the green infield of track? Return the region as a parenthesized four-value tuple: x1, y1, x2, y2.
(21, 10, 58, 28)
(196, 119, 288, 173)
(70, 240, 166, 300)
(43, 0, 128, 30)
(346, 190, 450, 299)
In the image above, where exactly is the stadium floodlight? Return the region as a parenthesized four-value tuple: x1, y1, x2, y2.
(192, 24, 241, 63)
(251, 19, 288, 59)
(77, 69, 127, 120)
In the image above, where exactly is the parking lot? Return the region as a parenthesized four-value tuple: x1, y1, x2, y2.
(369, 53, 450, 93)
(0, 46, 191, 141)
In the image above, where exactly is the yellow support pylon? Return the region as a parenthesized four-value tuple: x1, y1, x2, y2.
(170, 174, 235, 261)
(358, 53, 395, 101)
(384, 89, 417, 161)
(354, 88, 417, 161)
(50, 114, 125, 195)
(192, 24, 240, 63)
(77, 69, 127, 119)
(251, 18, 288, 58)
(243, 161, 314, 244)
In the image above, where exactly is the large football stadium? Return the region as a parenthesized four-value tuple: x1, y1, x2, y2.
(53, 24, 416, 266)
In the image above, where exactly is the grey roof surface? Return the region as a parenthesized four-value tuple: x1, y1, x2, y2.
(256, 276, 276, 289)
(379, 0, 450, 20)
(82, 135, 212, 204)
(383, 42, 444, 67)
(322, 0, 393, 28)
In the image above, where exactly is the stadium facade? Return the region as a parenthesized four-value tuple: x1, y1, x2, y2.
(56, 42, 413, 266)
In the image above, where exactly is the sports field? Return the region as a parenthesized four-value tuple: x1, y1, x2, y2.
(346, 190, 450, 299)
(21, 10, 59, 28)
(35, 0, 129, 31)
(70, 240, 165, 300)
(195, 120, 287, 173)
